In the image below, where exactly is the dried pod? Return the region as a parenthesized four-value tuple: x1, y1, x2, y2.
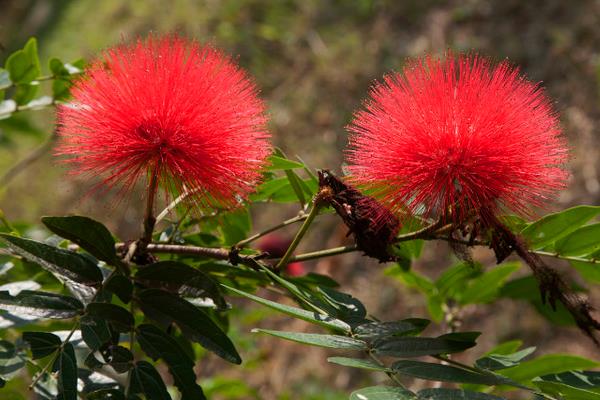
(318, 170, 400, 262)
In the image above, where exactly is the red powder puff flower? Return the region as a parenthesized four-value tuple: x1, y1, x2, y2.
(56, 36, 270, 208)
(346, 54, 568, 223)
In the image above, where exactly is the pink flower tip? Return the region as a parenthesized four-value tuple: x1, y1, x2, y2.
(346, 53, 569, 224)
(56, 35, 271, 208)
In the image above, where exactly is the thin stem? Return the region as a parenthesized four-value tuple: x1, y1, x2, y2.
(0, 72, 82, 91)
(138, 243, 230, 259)
(392, 217, 443, 243)
(155, 187, 200, 224)
(29, 320, 79, 390)
(275, 201, 321, 270)
(532, 250, 600, 264)
(236, 212, 308, 248)
(432, 355, 483, 374)
(283, 245, 357, 262)
(432, 354, 555, 399)
(140, 172, 159, 249)
(368, 351, 406, 388)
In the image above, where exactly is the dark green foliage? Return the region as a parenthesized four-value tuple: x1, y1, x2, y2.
(136, 288, 241, 364)
(1, 37, 599, 400)
(22, 332, 61, 359)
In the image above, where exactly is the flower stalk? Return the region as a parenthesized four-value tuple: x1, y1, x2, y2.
(140, 171, 159, 250)
(274, 197, 323, 270)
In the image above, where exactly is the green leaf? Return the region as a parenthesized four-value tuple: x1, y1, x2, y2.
(5, 38, 41, 84)
(386, 266, 436, 295)
(48, 58, 69, 77)
(482, 340, 523, 357)
(418, 388, 504, 399)
(284, 169, 307, 206)
(0, 233, 103, 286)
(459, 263, 520, 305)
(0, 290, 83, 319)
(80, 315, 113, 351)
(68, 58, 85, 71)
(135, 261, 226, 309)
(250, 176, 288, 201)
(41, 216, 118, 264)
(427, 294, 445, 323)
(349, 386, 416, 400)
(129, 360, 171, 400)
(85, 302, 134, 332)
(501, 214, 528, 232)
(223, 285, 351, 333)
(51, 78, 72, 101)
(250, 261, 329, 314)
(502, 275, 576, 325)
(137, 324, 206, 400)
(534, 380, 600, 400)
(220, 208, 251, 245)
(540, 370, 600, 389)
(52, 343, 77, 400)
(554, 223, 600, 256)
(353, 319, 430, 340)
(13, 83, 37, 105)
(571, 260, 600, 283)
(521, 206, 600, 249)
(84, 351, 104, 370)
(291, 272, 340, 288)
(499, 275, 539, 300)
(436, 262, 481, 298)
(253, 329, 367, 350)
(373, 333, 478, 358)
(22, 332, 61, 359)
(266, 155, 305, 170)
(272, 147, 309, 205)
(317, 286, 367, 324)
(476, 347, 536, 370)
(327, 356, 389, 372)
(104, 274, 133, 304)
(392, 360, 516, 387)
(101, 345, 133, 373)
(137, 288, 241, 364)
(498, 354, 599, 384)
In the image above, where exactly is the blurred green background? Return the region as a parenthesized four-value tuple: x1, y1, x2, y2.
(1, 1, 600, 398)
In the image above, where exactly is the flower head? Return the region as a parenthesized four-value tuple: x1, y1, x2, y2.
(56, 35, 270, 208)
(346, 54, 568, 223)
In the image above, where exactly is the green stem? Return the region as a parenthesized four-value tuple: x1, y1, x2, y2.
(274, 201, 321, 270)
(368, 351, 407, 388)
(155, 187, 200, 224)
(236, 212, 308, 248)
(532, 250, 600, 264)
(284, 245, 357, 262)
(392, 217, 443, 243)
(28, 320, 79, 390)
